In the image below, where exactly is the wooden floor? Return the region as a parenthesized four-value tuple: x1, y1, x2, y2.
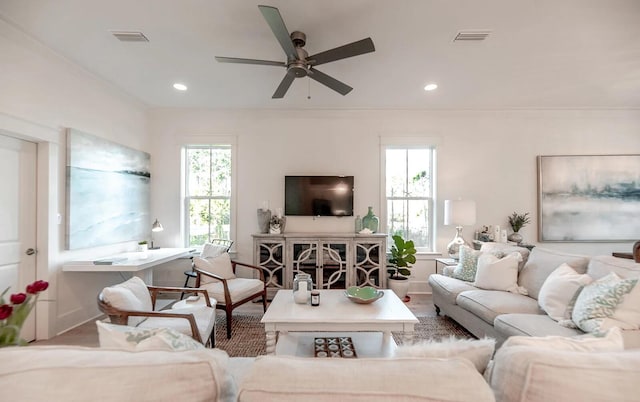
(33, 293, 436, 348)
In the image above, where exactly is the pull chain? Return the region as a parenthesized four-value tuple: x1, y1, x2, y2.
(307, 77, 311, 99)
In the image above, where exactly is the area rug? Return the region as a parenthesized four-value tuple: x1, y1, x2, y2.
(214, 313, 473, 357)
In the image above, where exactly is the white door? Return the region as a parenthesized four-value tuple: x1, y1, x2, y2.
(0, 134, 37, 341)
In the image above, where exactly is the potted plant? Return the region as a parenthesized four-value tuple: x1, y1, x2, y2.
(507, 212, 531, 244)
(387, 234, 416, 301)
(137, 240, 148, 252)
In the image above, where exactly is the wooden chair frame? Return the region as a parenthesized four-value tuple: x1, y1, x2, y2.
(194, 260, 267, 339)
(97, 285, 215, 346)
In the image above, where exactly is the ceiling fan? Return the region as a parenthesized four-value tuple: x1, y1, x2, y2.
(215, 5, 375, 98)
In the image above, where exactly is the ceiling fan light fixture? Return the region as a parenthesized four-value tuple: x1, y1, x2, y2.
(173, 83, 188, 91)
(424, 83, 438, 91)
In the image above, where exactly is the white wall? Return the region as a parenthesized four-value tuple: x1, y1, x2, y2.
(149, 108, 640, 293)
(0, 20, 149, 337)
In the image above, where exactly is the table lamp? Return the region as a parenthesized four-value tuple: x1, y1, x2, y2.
(444, 199, 476, 260)
(149, 218, 163, 249)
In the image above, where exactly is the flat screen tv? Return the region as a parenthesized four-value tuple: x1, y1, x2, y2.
(285, 176, 354, 217)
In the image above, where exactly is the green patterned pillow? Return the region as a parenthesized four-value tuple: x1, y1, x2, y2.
(452, 245, 482, 282)
(571, 273, 638, 333)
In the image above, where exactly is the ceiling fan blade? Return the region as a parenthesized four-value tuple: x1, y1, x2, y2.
(258, 5, 297, 61)
(272, 72, 296, 98)
(308, 38, 375, 67)
(215, 56, 286, 67)
(308, 68, 352, 96)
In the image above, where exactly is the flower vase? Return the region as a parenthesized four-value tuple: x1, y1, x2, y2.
(507, 231, 523, 244)
(257, 209, 271, 234)
(362, 207, 379, 233)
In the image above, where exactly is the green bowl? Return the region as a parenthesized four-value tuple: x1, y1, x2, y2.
(344, 286, 384, 304)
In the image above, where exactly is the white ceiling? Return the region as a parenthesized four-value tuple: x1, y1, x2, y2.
(2, 0, 640, 110)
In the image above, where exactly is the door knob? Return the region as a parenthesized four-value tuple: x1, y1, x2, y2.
(25, 248, 36, 256)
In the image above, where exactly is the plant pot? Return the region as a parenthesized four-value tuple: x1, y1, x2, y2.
(388, 276, 410, 300)
(507, 231, 523, 244)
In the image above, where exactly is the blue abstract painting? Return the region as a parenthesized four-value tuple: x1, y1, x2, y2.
(538, 155, 640, 242)
(66, 129, 150, 249)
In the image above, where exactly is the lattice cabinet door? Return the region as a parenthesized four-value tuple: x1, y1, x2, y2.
(253, 236, 286, 298)
(288, 239, 349, 289)
(288, 240, 318, 288)
(352, 237, 386, 288)
(318, 240, 349, 289)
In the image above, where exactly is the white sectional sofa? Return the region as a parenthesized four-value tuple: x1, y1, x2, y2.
(2, 342, 639, 402)
(428, 244, 640, 348)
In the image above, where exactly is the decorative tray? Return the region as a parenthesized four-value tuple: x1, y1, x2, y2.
(314, 337, 357, 358)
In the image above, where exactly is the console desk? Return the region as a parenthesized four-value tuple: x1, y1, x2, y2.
(62, 247, 194, 283)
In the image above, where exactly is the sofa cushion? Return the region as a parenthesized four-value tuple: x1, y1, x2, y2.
(537, 263, 593, 322)
(0, 346, 237, 402)
(456, 290, 542, 325)
(394, 337, 496, 373)
(494, 314, 583, 338)
(452, 245, 482, 282)
(428, 274, 478, 305)
(473, 252, 524, 294)
(480, 242, 530, 271)
(500, 326, 624, 352)
(238, 355, 495, 402)
(571, 273, 639, 333)
(517, 247, 589, 300)
(587, 255, 640, 280)
(489, 344, 640, 402)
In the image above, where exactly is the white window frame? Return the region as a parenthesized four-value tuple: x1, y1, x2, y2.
(380, 136, 439, 253)
(181, 136, 237, 249)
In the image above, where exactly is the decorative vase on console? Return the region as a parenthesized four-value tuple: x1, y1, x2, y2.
(257, 208, 271, 234)
(507, 212, 531, 244)
(362, 207, 379, 233)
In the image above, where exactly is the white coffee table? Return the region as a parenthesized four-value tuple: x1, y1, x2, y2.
(261, 289, 418, 356)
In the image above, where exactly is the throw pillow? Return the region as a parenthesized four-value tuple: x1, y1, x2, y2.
(452, 245, 482, 282)
(538, 263, 593, 322)
(473, 252, 527, 294)
(394, 336, 495, 373)
(193, 253, 236, 285)
(101, 276, 153, 326)
(96, 321, 204, 351)
(500, 326, 624, 352)
(200, 242, 229, 258)
(571, 272, 639, 333)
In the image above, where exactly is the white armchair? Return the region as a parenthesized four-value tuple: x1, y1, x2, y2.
(97, 276, 217, 346)
(193, 252, 267, 339)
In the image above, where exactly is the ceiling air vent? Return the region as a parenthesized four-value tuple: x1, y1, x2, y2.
(453, 30, 491, 42)
(110, 31, 149, 42)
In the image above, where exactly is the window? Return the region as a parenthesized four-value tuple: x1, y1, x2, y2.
(384, 146, 435, 252)
(184, 145, 233, 246)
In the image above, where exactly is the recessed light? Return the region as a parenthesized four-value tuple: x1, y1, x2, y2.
(173, 83, 188, 91)
(424, 83, 438, 91)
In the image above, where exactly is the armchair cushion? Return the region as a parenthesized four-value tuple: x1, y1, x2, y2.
(201, 243, 230, 258)
(195, 254, 236, 284)
(96, 320, 204, 351)
(137, 305, 217, 344)
(101, 276, 153, 326)
(201, 278, 264, 305)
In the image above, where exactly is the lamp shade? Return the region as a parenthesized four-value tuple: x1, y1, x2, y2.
(151, 219, 164, 232)
(444, 200, 476, 226)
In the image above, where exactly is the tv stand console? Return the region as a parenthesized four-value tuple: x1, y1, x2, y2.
(252, 232, 387, 297)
